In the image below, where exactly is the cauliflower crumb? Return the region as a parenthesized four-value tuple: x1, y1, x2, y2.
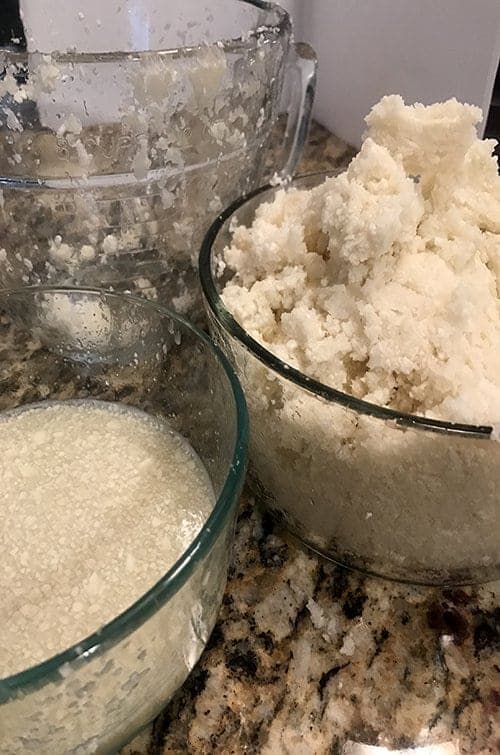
(131, 137, 151, 180)
(48, 235, 75, 265)
(101, 234, 119, 255)
(57, 114, 83, 137)
(35, 56, 60, 93)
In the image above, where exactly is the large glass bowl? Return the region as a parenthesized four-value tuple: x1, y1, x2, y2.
(0, 287, 248, 753)
(199, 172, 499, 586)
(0, 0, 316, 319)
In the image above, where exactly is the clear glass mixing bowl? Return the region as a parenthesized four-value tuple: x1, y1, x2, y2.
(0, 1, 316, 320)
(0, 287, 248, 753)
(199, 172, 499, 586)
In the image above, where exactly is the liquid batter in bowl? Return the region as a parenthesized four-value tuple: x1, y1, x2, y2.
(0, 399, 214, 678)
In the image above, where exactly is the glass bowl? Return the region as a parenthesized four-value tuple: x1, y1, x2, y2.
(199, 172, 499, 586)
(0, 287, 248, 753)
(0, 0, 316, 320)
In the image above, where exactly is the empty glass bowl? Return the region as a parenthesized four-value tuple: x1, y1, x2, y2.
(0, 287, 248, 753)
(199, 173, 499, 586)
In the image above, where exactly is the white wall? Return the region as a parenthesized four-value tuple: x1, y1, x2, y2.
(275, 0, 299, 20)
(295, 0, 500, 147)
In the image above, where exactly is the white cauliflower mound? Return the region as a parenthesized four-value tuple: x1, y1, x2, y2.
(223, 95, 500, 425)
(219, 96, 499, 582)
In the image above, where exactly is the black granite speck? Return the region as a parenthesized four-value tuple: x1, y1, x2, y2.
(225, 640, 258, 678)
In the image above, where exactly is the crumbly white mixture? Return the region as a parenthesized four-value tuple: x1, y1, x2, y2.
(223, 96, 500, 425)
(37, 293, 113, 351)
(0, 400, 214, 677)
(219, 96, 499, 581)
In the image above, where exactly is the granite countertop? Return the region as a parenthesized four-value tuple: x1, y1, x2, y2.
(123, 123, 500, 755)
(125, 494, 499, 755)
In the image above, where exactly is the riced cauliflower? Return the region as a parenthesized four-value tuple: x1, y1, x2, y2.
(218, 96, 500, 582)
(222, 95, 500, 425)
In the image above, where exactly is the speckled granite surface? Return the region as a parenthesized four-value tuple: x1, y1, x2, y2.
(121, 494, 499, 755)
(296, 120, 357, 175)
(122, 123, 500, 755)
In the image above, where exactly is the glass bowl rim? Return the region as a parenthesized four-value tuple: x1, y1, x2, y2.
(0, 0, 289, 61)
(0, 285, 249, 700)
(199, 170, 494, 440)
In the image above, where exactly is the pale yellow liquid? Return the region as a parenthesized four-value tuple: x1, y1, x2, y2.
(0, 399, 214, 677)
